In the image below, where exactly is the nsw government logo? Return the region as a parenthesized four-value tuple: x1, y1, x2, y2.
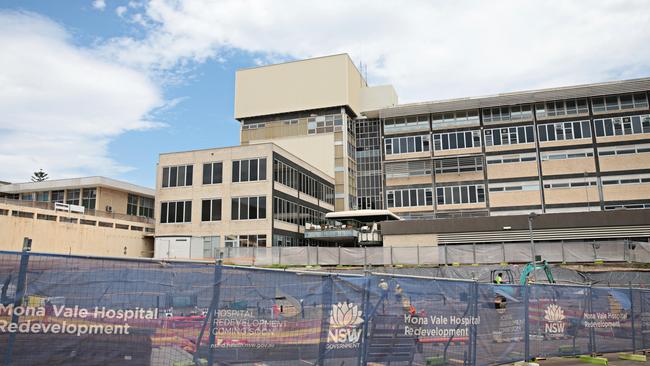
(544, 304, 566, 335)
(327, 302, 364, 349)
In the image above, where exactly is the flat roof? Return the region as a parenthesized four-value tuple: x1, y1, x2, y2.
(366, 77, 650, 118)
(326, 209, 401, 221)
(0, 176, 154, 197)
(381, 209, 650, 235)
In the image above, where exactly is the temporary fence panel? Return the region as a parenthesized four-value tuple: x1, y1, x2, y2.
(0, 250, 648, 366)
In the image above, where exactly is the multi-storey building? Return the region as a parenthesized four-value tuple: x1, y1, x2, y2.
(360, 78, 650, 219)
(154, 143, 334, 259)
(0, 177, 155, 256)
(235, 54, 398, 212)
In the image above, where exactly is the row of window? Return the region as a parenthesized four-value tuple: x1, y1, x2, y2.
(127, 194, 154, 218)
(231, 196, 266, 220)
(436, 185, 485, 205)
(487, 154, 536, 164)
(162, 165, 194, 188)
(538, 121, 591, 142)
(307, 114, 344, 134)
(432, 110, 479, 125)
(594, 115, 650, 137)
(433, 131, 481, 151)
(225, 234, 268, 248)
(489, 184, 539, 192)
(384, 115, 429, 133)
(483, 105, 533, 123)
(241, 122, 266, 130)
(232, 158, 267, 183)
(602, 177, 650, 186)
(386, 188, 433, 208)
(599, 144, 650, 156)
(540, 150, 593, 161)
(273, 197, 326, 226)
(543, 181, 597, 189)
(273, 159, 335, 204)
(17, 188, 97, 209)
(385, 135, 430, 155)
(160, 201, 192, 224)
(592, 94, 648, 113)
(535, 99, 589, 119)
(485, 125, 535, 146)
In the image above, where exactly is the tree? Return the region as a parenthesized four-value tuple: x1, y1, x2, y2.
(31, 169, 49, 182)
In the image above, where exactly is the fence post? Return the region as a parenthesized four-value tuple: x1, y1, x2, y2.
(561, 241, 566, 263)
(472, 243, 477, 264)
(358, 272, 372, 366)
(444, 244, 449, 266)
(316, 275, 334, 365)
(316, 246, 320, 266)
(307, 245, 311, 266)
(588, 284, 596, 355)
(523, 284, 530, 361)
(206, 254, 224, 366)
(4, 244, 30, 366)
(630, 282, 637, 353)
(390, 246, 394, 267)
(279, 245, 282, 266)
(417, 245, 420, 266)
(471, 281, 479, 366)
(338, 246, 341, 266)
(363, 246, 367, 270)
(501, 242, 506, 263)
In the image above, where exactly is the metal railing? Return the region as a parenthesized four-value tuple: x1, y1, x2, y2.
(0, 197, 154, 224)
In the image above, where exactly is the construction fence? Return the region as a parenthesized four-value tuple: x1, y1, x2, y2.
(0, 250, 648, 365)
(219, 240, 650, 267)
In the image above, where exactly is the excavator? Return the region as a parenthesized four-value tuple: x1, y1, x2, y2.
(490, 256, 555, 285)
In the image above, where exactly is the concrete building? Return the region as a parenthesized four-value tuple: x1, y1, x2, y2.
(235, 54, 398, 212)
(154, 143, 334, 259)
(0, 177, 155, 257)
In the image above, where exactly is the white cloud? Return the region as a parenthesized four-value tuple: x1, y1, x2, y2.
(0, 11, 164, 183)
(116, 6, 127, 17)
(92, 0, 106, 11)
(102, 0, 650, 102)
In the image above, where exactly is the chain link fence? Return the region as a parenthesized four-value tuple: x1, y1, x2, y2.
(218, 240, 650, 266)
(0, 250, 648, 365)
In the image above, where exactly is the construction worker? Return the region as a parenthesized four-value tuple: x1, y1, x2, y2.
(495, 272, 503, 285)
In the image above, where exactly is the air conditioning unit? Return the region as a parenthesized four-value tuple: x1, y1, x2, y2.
(106, 205, 113, 213)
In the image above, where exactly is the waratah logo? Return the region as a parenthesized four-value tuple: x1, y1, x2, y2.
(330, 302, 364, 328)
(544, 304, 565, 322)
(544, 304, 566, 334)
(328, 302, 364, 344)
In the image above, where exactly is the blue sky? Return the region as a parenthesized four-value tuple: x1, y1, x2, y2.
(1, 0, 649, 187)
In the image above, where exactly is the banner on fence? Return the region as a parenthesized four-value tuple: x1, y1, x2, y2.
(0, 251, 645, 366)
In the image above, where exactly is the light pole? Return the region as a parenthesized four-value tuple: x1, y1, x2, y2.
(528, 212, 538, 282)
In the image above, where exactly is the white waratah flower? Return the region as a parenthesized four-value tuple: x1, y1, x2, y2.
(330, 302, 364, 328)
(544, 304, 566, 323)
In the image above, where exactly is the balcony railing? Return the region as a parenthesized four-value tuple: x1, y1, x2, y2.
(0, 197, 155, 224)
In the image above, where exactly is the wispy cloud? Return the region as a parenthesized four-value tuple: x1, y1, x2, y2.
(92, 0, 106, 11)
(100, 0, 650, 102)
(0, 11, 164, 183)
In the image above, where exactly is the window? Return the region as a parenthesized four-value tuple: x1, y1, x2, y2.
(273, 197, 327, 226)
(436, 184, 485, 205)
(599, 175, 650, 186)
(598, 144, 650, 156)
(273, 159, 335, 204)
(202, 162, 223, 184)
(66, 189, 80, 205)
(201, 199, 222, 222)
(231, 196, 266, 220)
(35, 192, 49, 202)
(541, 150, 594, 161)
(385, 160, 433, 178)
(51, 190, 64, 203)
(242, 122, 265, 130)
(535, 99, 588, 118)
(489, 182, 539, 192)
(139, 197, 154, 218)
(592, 94, 648, 113)
(433, 156, 483, 174)
(20, 193, 34, 201)
(432, 110, 479, 127)
(127, 194, 139, 215)
(162, 165, 193, 188)
(81, 188, 96, 209)
(482, 105, 533, 123)
(232, 158, 266, 182)
(384, 115, 430, 133)
(308, 114, 343, 134)
(537, 120, 591, 142)
(433, 130, 481, 151)
(485, 125, 535, 146)
(594, 115, 650, 137)
(386, 188, 433, 208)
(160, 201, 192, 223)
(385, 135, 430, 155)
